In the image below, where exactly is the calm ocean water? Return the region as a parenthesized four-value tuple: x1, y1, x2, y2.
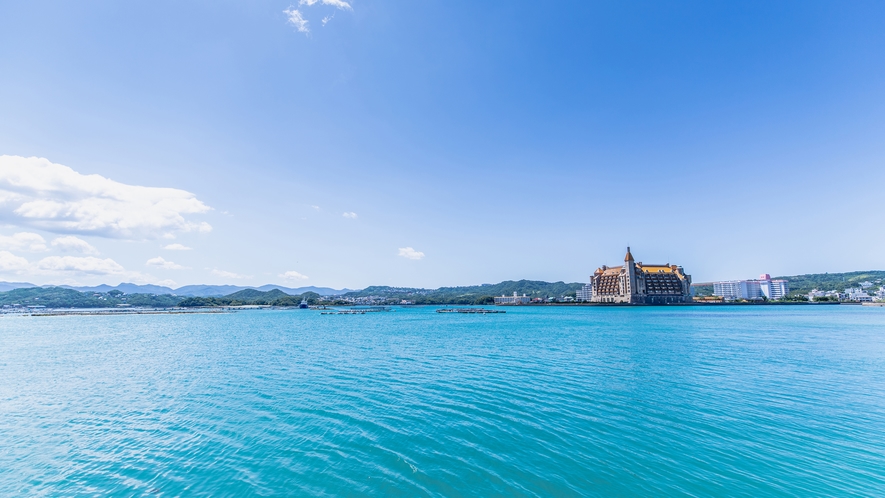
(1, 306, 884, 496)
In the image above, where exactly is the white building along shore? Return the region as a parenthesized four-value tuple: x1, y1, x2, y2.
(713, 274, 789, 301)
(494, 292, 531, 305)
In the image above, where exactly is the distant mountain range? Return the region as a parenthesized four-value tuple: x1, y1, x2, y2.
(0, 281, 37, 292)
(0, 281, 355, 297)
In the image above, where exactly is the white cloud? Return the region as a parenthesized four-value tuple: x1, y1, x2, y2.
(288, 0, 351, 32)
(301, 0, 352, 10)
(34, 255, 155, 283)
(342, 211, 357, 219)
(398, 247, 425, 260)
(284, 7, 310, 33)
(211, 269, 252, 280)
(146, 256, 188, 270)
(324, 0, 352, 10)
(279, 270, 309, 281)
(310, 205, 321, 210)
(0, 232, 47, 252)
(0, 251, 166, 285)
(36, 255, 127, 276)
(0, 155, 211, 240)
(0, 251, 30, 272)
(51, 235, 99, 255)
(163, 243, 192, 251)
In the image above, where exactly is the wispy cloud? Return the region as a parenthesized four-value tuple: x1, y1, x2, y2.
(0, 156, 211, 240)
(163, 243, 192, 251)
(287, 0, 351, 33)
(36, 255, 125, 275)
(302, 0, 352, 11)
(211, 268, 252, 280)
(0, 249, 166, 284)
(0, 232, 47, 252)
(279, 270, 309, 281)
(284, 7, 310, 33)
(35, 256, 162, 284)
(342, 211, 357, 219)
(146, 256, 189, 270)
(398, 247, 425, 260)
(51, 235, 99, 255)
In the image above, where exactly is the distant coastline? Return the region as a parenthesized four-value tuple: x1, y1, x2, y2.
(0, 270, 882, 311)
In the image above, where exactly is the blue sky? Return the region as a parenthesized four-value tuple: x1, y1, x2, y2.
(0, 0, 883, 289)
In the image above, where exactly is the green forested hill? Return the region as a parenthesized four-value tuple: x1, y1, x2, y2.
(0, 287, 182, 308)
(774, 271, 884, 295)
(178, 290, 321, 307)
(342, 280, 584, 305)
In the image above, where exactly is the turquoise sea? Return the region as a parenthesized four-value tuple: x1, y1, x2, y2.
(1, 306, 884, 496)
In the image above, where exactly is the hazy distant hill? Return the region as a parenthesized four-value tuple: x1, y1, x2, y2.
(173, 284, 352, 297)
(0, 281, 36, 292)
(62, 283, 178, 295)
(255, 285, 356, 296)
(0, 281, 355, 297)
(178, 289, 320, 307)
(172, 284, 249, 297)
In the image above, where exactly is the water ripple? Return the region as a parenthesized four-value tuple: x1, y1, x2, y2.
(1, 306, 884, 496)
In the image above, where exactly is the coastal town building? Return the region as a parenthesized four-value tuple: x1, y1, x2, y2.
(759, 274, 789, 300)
(845, 287, 873, 302)
(576, 284, 592, 302)
(712, 274, 789, 301)
(590, 248, 692, 304)
(713, 280, 761, 300)
(494, 292, 531, 305)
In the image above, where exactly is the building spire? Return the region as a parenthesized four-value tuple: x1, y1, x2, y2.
(624, 246, 634, 262)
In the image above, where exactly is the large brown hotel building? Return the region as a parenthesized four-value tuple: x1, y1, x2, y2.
(590, 248, 692, 304)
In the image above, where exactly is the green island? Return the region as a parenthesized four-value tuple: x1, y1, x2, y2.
(1, 271, 882, 309)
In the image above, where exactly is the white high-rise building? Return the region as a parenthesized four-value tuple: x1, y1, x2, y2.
(760, 279, 788, 300)
(576, 284, 593, 302)
(712, 274, 788, 301)
(712, 281, 744, 300)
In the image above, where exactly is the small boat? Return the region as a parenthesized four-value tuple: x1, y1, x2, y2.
(299, 299, 309, 309)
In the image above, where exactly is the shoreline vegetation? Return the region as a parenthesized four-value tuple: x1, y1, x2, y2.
(0, 271, 882, 311)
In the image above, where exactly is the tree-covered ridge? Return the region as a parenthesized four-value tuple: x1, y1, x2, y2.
(774, 271, 885, 295)
(0, 286, 326, 308)
(0, 281, 587, 308)
(178, 290, 323, 307)
(0, 287, 182, 308)
(341, 280, 585, 305)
